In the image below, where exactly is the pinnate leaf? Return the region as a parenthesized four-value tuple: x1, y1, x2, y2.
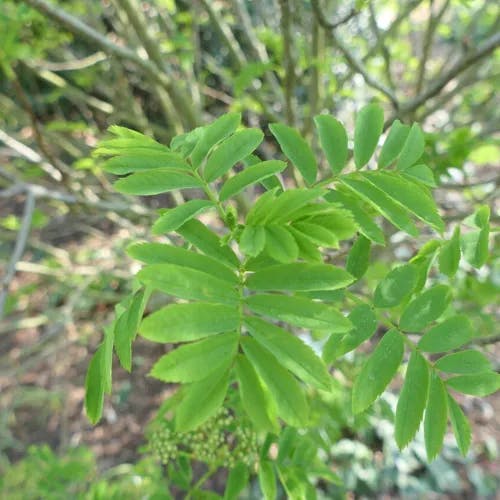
(399, 285, 451, 332)
(448, 396, 472, 456)
(354, 103, 384, 168)
(314, 114, 348, 174)
(395, 351, 429, 449)
(435, 350, 491, 374)
(114, 169, 201, 195)
(150, 332, 238, 383)
(424, 373, 448, 460)
(418, 314, 473, 353)
(374, 264, 417, 308)
(152, 200, 213, 234)
(269, 123, 318, 184)
(446, 372, 500, 396)
(378, 119, 410, 168)
(352, 328, 404, 413)
(397, 123, 425, 170)
(139, 302, 239, 342)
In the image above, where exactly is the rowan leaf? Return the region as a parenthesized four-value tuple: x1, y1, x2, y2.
(175, 368, 230, 432)
(204, 128, 264, 182)
(399, 285, 452, 332)
(269, 123, 318, 184)
(152, 200, 214, 234)
(438, 226, 461, 277)
(395, 351, 429, 449)
(435, 350, 491, 374)
(354, 103, 384, 168)
(150, 332, 238, 383)
(246, 263, 354, 291)
(190, 112, 241, 168)
(114, 169, 202, 195)
(378, 119, 410, 168)
(346, 235, 371, 279)
(245, 293, 352, 332)
(219, 160, 286, 201)
(139, 302, 239, 342)
(374, 264, 417, 308)
(424, 373, 448, 461)
(352, 328, 404, 413)
(446, 372, 500, 396)
(239, 225, 266, 257)
(418, 314, 473, 352)
(314, 114, 348, 174)
(242, 337, 309, 427)
(245, 317, 332, 390)
(448, 395, 472, 456)
(264, 225, 299, 263)
(397, 123, 425, 170)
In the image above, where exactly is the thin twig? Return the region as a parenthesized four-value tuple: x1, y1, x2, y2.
(312, 0, 399, 108)
(0, 191, 35, 320)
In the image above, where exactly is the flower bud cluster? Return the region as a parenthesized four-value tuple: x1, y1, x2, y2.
(148, 407, 259, 469)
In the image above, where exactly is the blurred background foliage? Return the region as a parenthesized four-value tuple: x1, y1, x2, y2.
(0, 0, 498, 498)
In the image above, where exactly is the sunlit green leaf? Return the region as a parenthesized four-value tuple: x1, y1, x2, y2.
(314, 115, 348, 174)
(114, 169, 201, 195)
(397, 123, 425, 170)
(374, 263, 417, 308)
(152, 200, 214, 234)
(354, 103, 384, 168)
(446, 372, 500, 396)
(264, 225, 299, 263)
(418, 314, 473, 352)
(239, 225, 266, 257)
(435, 350, 491, 374)
(438, 226, 461, 277)
(378, 119, 410, 168)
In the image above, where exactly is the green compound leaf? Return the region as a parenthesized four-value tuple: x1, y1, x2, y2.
(448, 395, 472, 456)
(138, 264, 239, 305)
(446, 372, 500, 397)
(323, 303, 377, 362)
(152, 200, 214, 235)
(424, 373, 448, 461)
(290, 221, 338, 247)
(190, 112, 241, 168)
(176, 219, 240, 268)
(246, 263, 354, 292)
(378, 119, 410, 169)
(224, 462, 249, 500)
(219, 160, 286, 201)
(361, 171, 444, 232)
(102, 152, 190, 174)
(235, 355, 277, 433)
(245, 293, 352, 332)
(346, 235, 371, 279)
(435, 350, 491, 374)
(399, 285, 452, 332)
(438, 226, 461, 277)
(114, 169, 202, 195)
(397, 123, 425, 170)
(395, 351, 429, 449)
(352, 328, 404, 414)
(402, 164, 436, 187)
(175, 368, 230, 432)
(289, 228, 323, 262)
(264, 188, 326, 224)
(84, 345, 105, 425)
(325, 190, 385, 245)
(269, 123, 318, 185)
(374, 263, 417, 308)
(242, 337, 309, 427)
(418, 314, 473, 353)
(314, 114, 348, 174)
(245, 316, 331, 391)
(114, 289, 148, 371)
(264, 225, 299, 263)
(127, 242, 238, 284)
(204, 128, 264, 182)
(461, 227, 490, 268)
(101, 325, 114, 395)
(354, 103, 384, 169)
(139, 302, 239, 342)
(258, 460, 277, 500)
(150, 332, 238, 383)
(239, 225, 266, 257)
(340, 175, 419, 236)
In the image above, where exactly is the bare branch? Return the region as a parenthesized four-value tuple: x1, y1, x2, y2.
(0, 191, 35, 320)
(312, 0, 399, 108)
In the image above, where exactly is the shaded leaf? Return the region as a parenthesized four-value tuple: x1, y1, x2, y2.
(395, 351, 429, 449)
(418, 315, 473, 352)
(399, 285, 451, 332)
(448, 396, 472, 456)
(346, 235, 371, 279)
(245, 317, 331, 390)
(242, 338, 308, 427)
(374, 264, 417, 308)
(352, 329, 404, 413)
(397, 123, 425, 170)
(378, 119, 410, 168)
(424, 373, 448, 461)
